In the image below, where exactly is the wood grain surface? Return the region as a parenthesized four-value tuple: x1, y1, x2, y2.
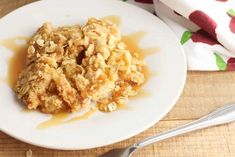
(0, 1, 235, 157)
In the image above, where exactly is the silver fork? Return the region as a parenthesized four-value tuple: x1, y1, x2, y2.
(99, 103, 235, 157)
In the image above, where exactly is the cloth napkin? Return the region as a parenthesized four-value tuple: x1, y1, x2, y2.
(121, 0, 235, 71)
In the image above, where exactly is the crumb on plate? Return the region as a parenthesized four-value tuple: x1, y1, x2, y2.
(26, 149, 32, 157)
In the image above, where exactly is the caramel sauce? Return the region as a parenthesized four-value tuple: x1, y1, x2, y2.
(122, 31, 158, 101)
(37, 112, 69, 129)
(101, 15, 121, 26)
(37, 109, 96, 129)
(122, 31, 159, 59)
(117, 103, 132, 111)
(66, 109, 96, 123)
(0, 36, 29, 87)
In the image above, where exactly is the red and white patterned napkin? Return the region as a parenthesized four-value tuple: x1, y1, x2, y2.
(121, 0, 235, 71)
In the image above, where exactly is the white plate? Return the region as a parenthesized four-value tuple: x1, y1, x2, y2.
(0, 0, 186, 150)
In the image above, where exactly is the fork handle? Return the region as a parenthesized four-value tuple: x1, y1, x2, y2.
(132, 103, 235, 149)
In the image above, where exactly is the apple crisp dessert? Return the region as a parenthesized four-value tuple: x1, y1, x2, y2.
(15, 18, 146, 113)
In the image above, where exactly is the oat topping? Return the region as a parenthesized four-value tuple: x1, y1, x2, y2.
(15, 18, 146, 113)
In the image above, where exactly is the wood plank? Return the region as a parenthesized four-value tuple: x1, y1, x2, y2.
(164, 71, 235, 120)
(0, 0, 36, 17)
(0, 120, 235, 157)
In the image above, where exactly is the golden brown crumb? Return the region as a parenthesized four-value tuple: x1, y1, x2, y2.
(15, 18, 145, 113)
(26, 149, 32, 157)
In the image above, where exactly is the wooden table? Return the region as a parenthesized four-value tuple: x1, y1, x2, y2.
(0, 1, 235, 157)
